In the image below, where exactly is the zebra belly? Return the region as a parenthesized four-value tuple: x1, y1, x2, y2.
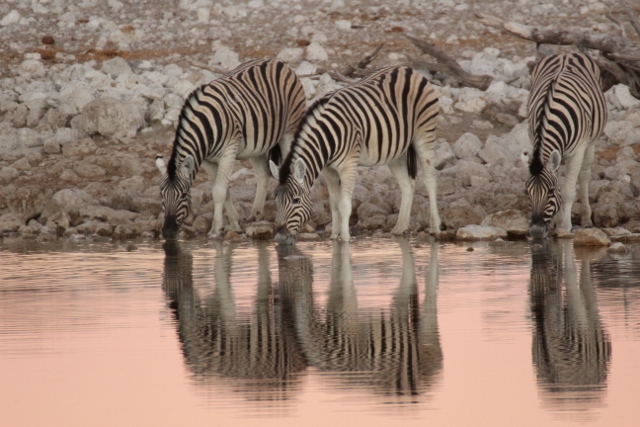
(358, 143, 408, 167)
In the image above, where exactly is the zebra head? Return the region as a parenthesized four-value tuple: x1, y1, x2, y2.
(522, 149, 562, 239)
(270, 158, 312, 244)
(156, 154, 195, 240)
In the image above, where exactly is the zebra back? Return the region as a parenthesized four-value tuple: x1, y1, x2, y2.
(168, 59, 306, 181)
(279, 66, 438, 189)
(527, 52, 607, 172)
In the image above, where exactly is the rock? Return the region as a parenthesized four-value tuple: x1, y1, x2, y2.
(601, 227, 631, 237)
(210, 44, 240, 71)
(433, 139, 455, 169)
(453, 87, 486, 113)
(456, 225, 508, 241)
(453, 132, 482, 159)
(246, 221, 275, 240)
(277, 47, 304, 63)
(479, 135, 514, 166)
(297, 232, 321, 241)
(43, 139, 61, 154)
(193, 215, 212, 234)
(101, 56, 133, 78)
(607, 242, 629, 254)
(306, 42, 328, 61)
(573, 228, 611, 246)
(481, 209, 529, 237)
(74, 97, 144, 137)
(1, 10, 21, 26)
(610, 233, 640, 243)
(0, 213, 23, 233)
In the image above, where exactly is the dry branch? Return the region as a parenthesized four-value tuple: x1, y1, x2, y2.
(404, 33, 493, 90)
(475, 12, 640, 99)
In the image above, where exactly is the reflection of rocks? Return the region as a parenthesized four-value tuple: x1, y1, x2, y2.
(161, 241, 307, 403)
(292, 239, 443, 401)
(529, 241, 611, 417)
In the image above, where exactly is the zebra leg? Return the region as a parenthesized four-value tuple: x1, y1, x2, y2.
(202, 161, 241, 236)
(388, 157, 415, 235)
(578, 144, 595, 227)
(336, 163, 359, 242)
(413, 139, 441, 234)
(322, 168, 342, 240)
(210, 149, 240, 238)
(248, 155, 270, 221)
(558, 149, 586, 235)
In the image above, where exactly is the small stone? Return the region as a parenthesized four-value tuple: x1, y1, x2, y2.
(466, 247, 474, 251)
(126, 243, 137, 251)
(41, 35, 55, 45)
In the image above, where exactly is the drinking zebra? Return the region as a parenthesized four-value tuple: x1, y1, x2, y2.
(155, 59, 306, 239)
(521, 52, 607, 239)
(269, 66, 440, 243)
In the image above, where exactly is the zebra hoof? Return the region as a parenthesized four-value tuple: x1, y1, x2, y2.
(390, 227, 407, 236)
(208, 230, 225, 240)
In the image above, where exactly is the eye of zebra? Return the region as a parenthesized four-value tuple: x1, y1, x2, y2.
(292, 197, 300, 205)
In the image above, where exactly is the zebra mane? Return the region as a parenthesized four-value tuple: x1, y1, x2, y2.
(279, 95, 332, 185)
(166, 84, 208, 180)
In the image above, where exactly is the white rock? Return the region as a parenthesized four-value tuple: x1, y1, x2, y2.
(296, 61, 317, 76)
(335, 20, 351, 31)
(607, 84, 640, 110)
(434, 139, 455, 169)
(456, 225, 508, 241)
(479, 135, 514, 166)
(59, 81, 94, 116)
(306, 42, 329, 62)
(75, 97, 144, 137)
(277, 47, 304, 64)
(101, 56, 132, 78)
(1, 10, 21, 26)
(453, 132, 482, 159)
(481, 209, 529, 237)
(453, 87, 486, 113)
(210, 45, 240, 71)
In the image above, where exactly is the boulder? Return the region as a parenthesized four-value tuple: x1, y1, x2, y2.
(573, 228, 611, 246)
(481, 209, 529, 237)
(246, 221, 275, 240)
(73, 97, 144, 137)
(452, 132, 482, 160)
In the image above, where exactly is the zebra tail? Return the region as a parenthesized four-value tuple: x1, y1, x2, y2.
(407, 145, 418, 180)
(268, 144, 283, 166)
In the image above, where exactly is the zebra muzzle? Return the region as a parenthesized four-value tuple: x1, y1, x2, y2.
(274, 225, 296, 245)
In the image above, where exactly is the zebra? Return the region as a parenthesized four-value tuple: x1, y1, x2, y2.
(269, 65, 440, 243)
(291, 240, 443, 400)
(521, 52, 607, 239)
(161, 241, 307, 395)
(155, 59, 306, 239)
(529, 241, 611, 407)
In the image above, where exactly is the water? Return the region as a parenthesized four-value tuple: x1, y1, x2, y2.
(1, 237, 639, 426)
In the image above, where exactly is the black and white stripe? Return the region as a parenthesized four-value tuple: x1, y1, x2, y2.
(269, 66, 440, 243)
(522, 52, 607, 238)
(156, 59, 306, 239)
(529, 241, 611, 400)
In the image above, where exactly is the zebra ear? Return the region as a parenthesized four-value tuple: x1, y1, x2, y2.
(181, 155, 195, 177)
(293, 158, 306, 184)
(269, 160, 280, 180)
(155, 154, 167, 175)
(547, 150, 561, 173)
(520, 149, 531, 170)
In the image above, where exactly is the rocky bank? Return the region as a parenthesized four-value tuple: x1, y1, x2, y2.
(0, 0, 639, 245)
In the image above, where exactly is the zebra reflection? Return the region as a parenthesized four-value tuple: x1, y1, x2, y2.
(291, 239, 442, 401)
(161, 241, 306, 402)
(529, 241, 611, 414)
